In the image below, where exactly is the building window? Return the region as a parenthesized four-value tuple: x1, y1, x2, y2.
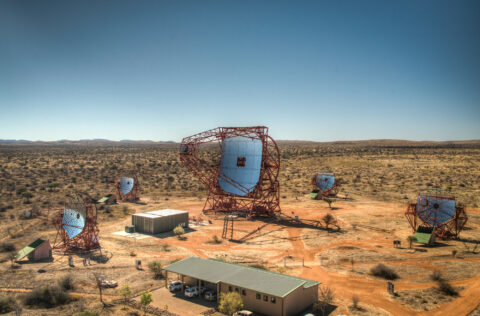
(271, 297, 276, 304)
(256, 293, 261, 300)
(229, 286, 232, 292)
(242, 289, 246, 296)
(237, 157, 246, 167)
(235, 287, 239, 292)
(263, 295, 268, 302)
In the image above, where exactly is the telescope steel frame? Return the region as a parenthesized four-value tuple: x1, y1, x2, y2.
(53, 193, 100, 253)
(405, 194, 468, 238)
(180, 126, 280, 218)
(311, 173, 341, 198)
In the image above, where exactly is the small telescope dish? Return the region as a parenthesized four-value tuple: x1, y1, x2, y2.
(119, 177, 135, 195)
(311, 172, 341, 198)
(116, 175, 139, 202)
(62, 209, 85, 239)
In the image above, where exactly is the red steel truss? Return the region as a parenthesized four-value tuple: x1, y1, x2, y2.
(116, 175, 140, 202)
(53, 193, 100, 253)
(180, 126, 280, 217)
(405, 194, 468, 238)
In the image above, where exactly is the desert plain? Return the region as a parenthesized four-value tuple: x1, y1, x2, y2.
(0, 140, 479, 316)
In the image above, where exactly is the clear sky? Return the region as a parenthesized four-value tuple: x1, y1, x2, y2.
(1, 0, 479, 142)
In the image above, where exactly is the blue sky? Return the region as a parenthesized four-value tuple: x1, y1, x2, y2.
(1, 0, 479, 142)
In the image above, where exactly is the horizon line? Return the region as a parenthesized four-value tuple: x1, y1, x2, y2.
(1, 138, 480, 144)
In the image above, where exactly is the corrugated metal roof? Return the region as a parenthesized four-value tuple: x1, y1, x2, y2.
(163, 257, 320, 298)
(15, 238, 46, 260)
(147, 209, 188, 216)
(133, 213, 161, 218)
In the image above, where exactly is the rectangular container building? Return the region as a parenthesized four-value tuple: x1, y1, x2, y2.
(132, 209, 188, 234)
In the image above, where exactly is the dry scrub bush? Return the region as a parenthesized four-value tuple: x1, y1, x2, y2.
(430, 271, 458, 296)
(370, 264, 399, 280)
(352, 295, 360, 310)
(23, 285, 73, 308)
(430, 270, 443, 282)
(0, 295, 18, 313)
(148, 260, 163, 279)
(437, 280, 458, 296)
(210, 235, 222, 244)
(58, 274, 75, 291)
(0, 242, 15, 252)
(74, 311, 99, 316)
(314, 285, 335, 316)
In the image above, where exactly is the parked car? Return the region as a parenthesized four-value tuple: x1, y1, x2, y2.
(233, 311, 255, 316)
(184, 286, 199, 298)
(168, 281, 184, 292)
(204, 290, 217, 301)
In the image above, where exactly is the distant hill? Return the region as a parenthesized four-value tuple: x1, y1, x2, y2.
(0, 139, 33, 143)
(276, 139, 480, 148)
(0, 139, 173, 144)
(0, 139, 178, 148)
(0, 139, 479, 148)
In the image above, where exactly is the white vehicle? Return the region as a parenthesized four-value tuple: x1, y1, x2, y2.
(101, 279, 118, 288)
(168, 281, 183, 292)
(184, 286, 199, 298)
(233, 311, 255, 316)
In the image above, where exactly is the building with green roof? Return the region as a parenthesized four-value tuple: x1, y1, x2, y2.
(15, 238, 52, 261)
(414, 226, 436, 245)
(97, 194, 116, 205)
(163, 256, 320, 316)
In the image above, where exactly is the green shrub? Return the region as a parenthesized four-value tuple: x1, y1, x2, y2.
(21, 191, 33, 199)
(118, 285, 132, 307)
(140, 291, 153, 314)
(407, 235, 417, 248)
(370, 264, 398, 280)
(173, 226, 185, 238)
(218, 292, 243, 315)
